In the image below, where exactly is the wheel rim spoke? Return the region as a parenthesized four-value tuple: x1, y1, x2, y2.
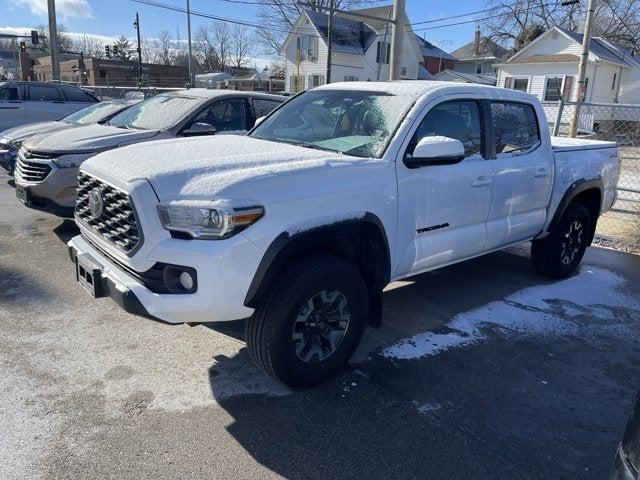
(291, 289, 350, 364)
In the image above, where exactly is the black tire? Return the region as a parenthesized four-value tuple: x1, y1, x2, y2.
(531, 203, 591, 279)
(246, 254, 369, 387)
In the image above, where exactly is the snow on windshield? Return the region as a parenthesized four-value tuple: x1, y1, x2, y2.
(62, 102, 127, 125)
(108, 94, 200, 130)
(251, 90, 417, 158)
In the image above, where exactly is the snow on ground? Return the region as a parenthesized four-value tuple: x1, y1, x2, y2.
(382, 266, 640, 360)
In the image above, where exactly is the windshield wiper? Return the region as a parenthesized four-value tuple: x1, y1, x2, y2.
(296, 142, 337, 153)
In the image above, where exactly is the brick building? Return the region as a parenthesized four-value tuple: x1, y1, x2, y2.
(33, 57, 189, 87)
(414, 35, 457, 75)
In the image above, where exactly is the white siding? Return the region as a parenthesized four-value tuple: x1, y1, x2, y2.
(511, 30, 596, 62)
(589, 63, 621, 103)
(618, 64, 640, 104)
(283, 16, 327, 93)
(497, 63, 582, 101)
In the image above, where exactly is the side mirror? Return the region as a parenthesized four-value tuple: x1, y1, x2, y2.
(404, 136, 466, 169)
(183, 122, 217, 137)
(254, 115, 267, 127)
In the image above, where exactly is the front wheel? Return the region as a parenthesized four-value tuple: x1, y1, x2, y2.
(531, 203, 591, 279)
(245, 254, 369, 387)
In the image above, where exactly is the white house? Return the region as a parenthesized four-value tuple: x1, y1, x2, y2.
(451, 29, 508, 75)
(280, 6, 423, 93)
(496, 26, 640, 105)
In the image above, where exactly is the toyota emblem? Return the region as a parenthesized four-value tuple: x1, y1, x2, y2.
(88, 188, 104, 219)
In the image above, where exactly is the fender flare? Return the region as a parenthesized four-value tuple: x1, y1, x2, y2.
(547, 177, 603, 233)
(244, 213, 391, 318)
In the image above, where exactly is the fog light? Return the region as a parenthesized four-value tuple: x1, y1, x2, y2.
(179, 271, 194, 291)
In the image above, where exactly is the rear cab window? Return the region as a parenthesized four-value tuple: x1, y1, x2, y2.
(489, 102, 541, 155)
(0, 86, 20, 101)
(252, 98, 283, 119)
(27, 85, 62, 102)
(63, 88, 98, 102)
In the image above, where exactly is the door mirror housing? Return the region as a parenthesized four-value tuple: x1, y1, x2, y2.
(404, 136, 466, 169)
(254, 115, 267, 127)
(183, 122, 217, 137)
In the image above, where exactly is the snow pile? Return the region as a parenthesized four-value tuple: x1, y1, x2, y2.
(382, 267, 640, 360)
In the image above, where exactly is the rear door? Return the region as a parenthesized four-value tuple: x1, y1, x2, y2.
(484, 101, 553, 250)
(395, 97, 494, 277)
(0, 85, 25, 131)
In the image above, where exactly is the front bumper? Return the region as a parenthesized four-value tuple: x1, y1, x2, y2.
(15, 164, 79, 217)
(67, 233, 260, 324)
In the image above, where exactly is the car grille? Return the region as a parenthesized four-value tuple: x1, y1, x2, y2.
(75, 172, 142, 255)
(15, 155, 52, 182)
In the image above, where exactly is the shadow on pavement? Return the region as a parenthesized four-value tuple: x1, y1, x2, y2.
(53, 219, 80, 243)
(207, 248, 640, 480)
(0, 265, 52, 303)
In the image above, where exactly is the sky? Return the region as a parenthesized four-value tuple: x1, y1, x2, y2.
(0, 0, 488, 64)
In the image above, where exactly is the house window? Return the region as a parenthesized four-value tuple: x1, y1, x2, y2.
(544, 77, 564, 102)
(376, 41, 390, 64)
(503, 76, 512, 88)
(99, 70, 106, 79)
(476, 63, 482, 74)
(296, 35, 318, 61)
(512, 78, 529, 92)
(309, 74, 324, 88)
(343, 75, 358, 82)
(611, 72, 617, 90)
(290, 75, 306, 92)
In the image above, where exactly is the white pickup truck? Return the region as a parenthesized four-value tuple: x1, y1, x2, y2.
(68, 82, 620, 387)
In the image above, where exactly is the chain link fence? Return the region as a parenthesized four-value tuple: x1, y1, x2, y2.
(542, 100, 640, 253)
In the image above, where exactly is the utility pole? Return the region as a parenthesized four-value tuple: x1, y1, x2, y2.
(47, 0, 60, 81)
(326, 0, 335, 84)
(569, 0, 596, 137)
(134, 12, 143, 87)
(186, 0, 193, 85)
(389, 0, 405, 81)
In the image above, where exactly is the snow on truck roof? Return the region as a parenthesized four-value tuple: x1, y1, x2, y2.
(165, 88, 282, 100)
(315, 80, 538, 102)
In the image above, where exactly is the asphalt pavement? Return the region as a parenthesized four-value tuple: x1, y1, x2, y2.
(1, 171, 639, 480)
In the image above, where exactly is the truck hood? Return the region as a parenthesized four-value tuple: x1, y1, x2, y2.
(22, 123, 160, 154)
(1, 121, 68, 144)
(83, 135, 364, 202)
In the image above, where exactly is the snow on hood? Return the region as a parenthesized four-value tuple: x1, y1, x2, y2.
(1, 121, 67, 144)
(22, 123, 159, 154)
(83, 135, 364, 201)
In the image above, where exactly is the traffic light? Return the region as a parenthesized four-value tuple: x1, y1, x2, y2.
(105, 45, 111, 58)
(112, 45, 119, 56)
(30, 30, 39, 45)
(20, 42, 26, 53)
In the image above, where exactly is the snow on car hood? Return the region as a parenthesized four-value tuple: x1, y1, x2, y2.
(82, 135, 365, 202)
(1, 121, 67, 144)
(22, 123, 159, 154)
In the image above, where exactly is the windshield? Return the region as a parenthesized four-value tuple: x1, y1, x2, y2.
(62, 102, 127, 125)
(250, 89, 416, 158)
(108, 94, 200, 130)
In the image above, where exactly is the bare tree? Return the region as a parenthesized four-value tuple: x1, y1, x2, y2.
(193, 21, 234, 72)
(255, 0, 376, 54)
(482, 0, 640, 51)
(230, 24, 254, 68)
(34, 23, 73, 51)
(156, 30, 175, 65)
(73, 34, 105, 58)
(140, 37, 158, 63)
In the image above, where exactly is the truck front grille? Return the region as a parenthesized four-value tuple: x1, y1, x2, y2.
(15, 155, 52, 182)
(75, 172, 142, 255)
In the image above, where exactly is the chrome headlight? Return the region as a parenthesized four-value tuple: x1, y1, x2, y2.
(157, 202, 264, 239)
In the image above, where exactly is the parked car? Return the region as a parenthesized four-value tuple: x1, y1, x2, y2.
(14, 89, 284, 217)
(67, 81, 620, 387)
(0, 81, 99, 132)
(611, 390, 640, 479)
(0, 100, 138, 175)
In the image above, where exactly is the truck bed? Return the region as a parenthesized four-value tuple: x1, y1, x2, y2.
(551, 136, 617, 152)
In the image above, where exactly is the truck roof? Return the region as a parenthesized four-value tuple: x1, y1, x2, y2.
(317, 80, 538, 103)
(166, 88, 283, 101)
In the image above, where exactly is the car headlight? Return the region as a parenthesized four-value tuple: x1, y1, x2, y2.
(157, 202, 264, 239)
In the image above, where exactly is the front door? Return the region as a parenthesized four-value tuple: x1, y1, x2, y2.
(484, 101, 553, 250)
(395, 99, 494, 277)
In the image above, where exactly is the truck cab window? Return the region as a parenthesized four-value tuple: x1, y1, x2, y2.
(409, 100, 483, 157)
(490, 102, 540, 155)
(0, 87, 19, 101)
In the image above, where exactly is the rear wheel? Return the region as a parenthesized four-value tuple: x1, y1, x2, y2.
(531, 203, 591, 279)
(246, 254, 368, 387)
